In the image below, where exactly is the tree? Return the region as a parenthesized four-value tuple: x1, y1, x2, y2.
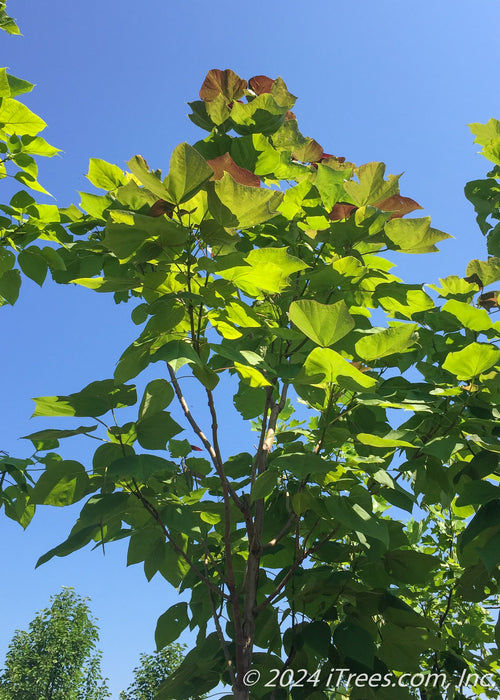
(6, 69, 500, 699)
(0, 588, 110, 699)
(119, 643, 205, 700)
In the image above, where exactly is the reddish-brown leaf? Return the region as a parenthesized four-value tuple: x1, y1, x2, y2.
(329, 202, 358, 221)
(374, 195, 423, 220)
(319, 153, 346, 164)
(248, 75, 274, 95)
(284, 110, 297, 121)
(199, 69, 247, 103)
(190, 445, 203, 452)
(207, 153, 260, 187)
(478, 291, 499, 311)
(148, 199, 174, 218)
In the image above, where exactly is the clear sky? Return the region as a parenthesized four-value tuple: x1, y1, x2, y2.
(1, 0, 500, 696)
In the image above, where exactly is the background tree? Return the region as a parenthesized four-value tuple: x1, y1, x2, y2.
(0, 588, 110, 700)
(6, 69, 500, 699)
(119, 643, 205, 700)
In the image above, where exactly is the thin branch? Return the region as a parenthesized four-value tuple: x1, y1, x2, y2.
(167, 364, 217, 461)
(130, 479, 229, 601)
(206, 561, 236, 687)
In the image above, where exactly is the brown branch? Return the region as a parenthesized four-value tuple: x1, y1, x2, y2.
(204, 388, 245, 682)
(167, 364, 215, 458)
(206, 562, 236, 687)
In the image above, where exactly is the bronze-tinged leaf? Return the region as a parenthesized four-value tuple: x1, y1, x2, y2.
(207, 153, 260, 188)
(464, 272, 484, 289)
(148, 199, 175, 218)
(320, 153, 346, 164)
(248, 75, 274, 95)
(350, 360, 372, 373)
(292, 138, 324, 164)
(329, 202, 358, 221)
(374, 195, 423, 220)
(284, 110, 297, 121)
(199, 69, 247, 103)
(478, 291, 499, 311)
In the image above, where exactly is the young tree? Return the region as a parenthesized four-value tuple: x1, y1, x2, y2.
(9, 70, 500, 699)
(0, 588, 110, 699)
(119, 643, 205, 700)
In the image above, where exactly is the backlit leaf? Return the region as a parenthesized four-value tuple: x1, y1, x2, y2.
(87, 158, 126, 190)
(355, 324, 418, 361)
(164, 142, 213, 204)
(289, 299, 354, 347)
(443, 342, 500, 380)
(208, 173, 282, 227)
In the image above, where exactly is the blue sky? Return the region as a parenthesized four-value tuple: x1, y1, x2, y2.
(2, 0, 500, 696)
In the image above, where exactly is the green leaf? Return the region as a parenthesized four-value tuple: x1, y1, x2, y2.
(332, 620, 374, 667)
(19, 134, 59, 156)
(136, 411, 182, 450)
(470, 118, 500, 146)
(456, 480, 500, 507)
(459, 500, 500, 553)
(22, 425, 98, 450)
(0, 97, 46, 135)
(155, 603, 190, 650)
(108, 454, 176, 481)
(30, 460, 90, 506)
(0, 268, 21, 304)
(33, 379, 137, 418)
(234, 362, 271, 388)
(218, 247, 308, 296)
(127, 155, 172, 200)
(87, 158, 126, 190)
(289, 299, 354, 347)
(251, 469, 279, 501)
(36, 525, 100, 567)
(357, 433, 414, 448)
(152, 340, 201, 371)
(385, 217, 452, 253)
(164, 142, 213, 204)
(297, 347, 377, 391)
(384, 550, 439, 584)
(138, 379, 174, 420)
(41, 247, 66, 271)
(465, 257, 500, 287)
(443, 342, 500, 380)
(315, 163, 346, 210)
(442, 299, 493, 332)
(355, 324, 418, 361)
(272, 452, 330, 478)
(208, 173, 283, 227)
(103, 209, 186, 259)
(0, 248, 15, 275)
(18, 247, 48, 286)
(343, 162, 400, 206)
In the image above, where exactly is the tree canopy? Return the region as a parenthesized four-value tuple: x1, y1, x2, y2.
(0, 588, 110, 700)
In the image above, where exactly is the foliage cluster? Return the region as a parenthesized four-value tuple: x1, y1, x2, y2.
(3, 10, 500, 699)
